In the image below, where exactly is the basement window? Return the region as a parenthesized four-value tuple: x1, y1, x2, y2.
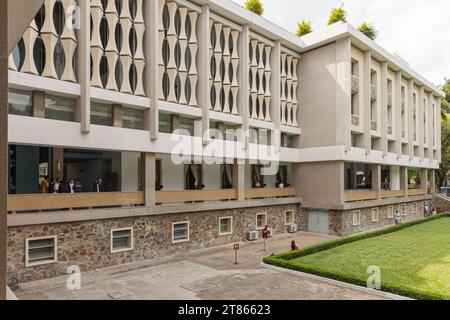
(25, 236, 57, 267)
(219, 217, 233, 236)
(352, 210, 361, 226)
(371, 208, 379, 222)
(172, 222, 190, 243)
(111, 228, 133, 253)
(284, 210, 295, 225)
(387, 205, 394, 219)
(256, 213, 267, 230)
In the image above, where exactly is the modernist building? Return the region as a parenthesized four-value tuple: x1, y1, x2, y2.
(5, 0, 443, 285)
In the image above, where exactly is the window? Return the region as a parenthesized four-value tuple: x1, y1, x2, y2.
(122, 107, 144, 130)
(111, 228, 133, 253)
(172, 222, 189, 243)
(8, 90, 32, 116)
(219, 217, 233, 236)
(256, 213, 267, 230)
(25, 236, 57, 267)
(371, 208, 379, 222)
(45, 95, 76, 122)
(387, 205, 394, 219)
(91, 103, 113, 126)
(284, 210, 295, 225)
(352, 210, 361, 226)
(412, 202, 418, 214)
(401, 204, 406, 216)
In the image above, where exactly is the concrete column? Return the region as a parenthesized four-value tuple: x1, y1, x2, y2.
(198, 5, 210, 145)
(52, 148, 64, 180)
(32, 90, 45, 118)
(380, 61, 388, 157)
(394, 71, 402, 158)
(141, 153, 156, 207)
(112, 104, 122, 128)
(363, 51, 372, 154)
(144, 0, 159, 140)
(390, 165, 400, 191)
(400, 166, 408, 197)
(238, 24, 250, 149)
(335, 38, 352, 151)
(270, 40, 281, 152)
(1, 0, 8, 300)
(418, 86, 425, 161)
(429, 170, 436, 194)
(426, 91, 433, 160)
(407, 79, 414, 159)
(371, 164, 381, 199)
(420, 168, 428, 194)
(233, 160, 245, 201)
(170, 114, 180, 133)
(436, 95, 442, 161)
(78, 0, 91, 133)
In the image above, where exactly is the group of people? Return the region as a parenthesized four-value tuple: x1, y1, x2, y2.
(40, 177, 104, 194)
(261, 225, 300, 253)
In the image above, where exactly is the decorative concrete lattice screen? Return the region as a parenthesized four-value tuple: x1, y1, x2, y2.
(209, 20, 239, 114)
(249, 37, 272, 121)
(91, 0, 145, 96)
(158, 0, 198, 106)
(9, 0, 78, 82)
(280, 52, 299, 127)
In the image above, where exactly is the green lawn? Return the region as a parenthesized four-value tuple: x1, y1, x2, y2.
(289, 218, 450, 299)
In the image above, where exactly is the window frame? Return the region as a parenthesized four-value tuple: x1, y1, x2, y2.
(352, 210, 361, 226)
(401, 204, 407, 216)
(25, 235, 58, 268)
(172, 221, 190, 244)
(284, 210, 295, 225)
(218, 216, 233, 236)
(110, 227, 134, 254)
(255, 213, 267, 230)
(371, 208, 379, 222)
(387, 205, 394, 219)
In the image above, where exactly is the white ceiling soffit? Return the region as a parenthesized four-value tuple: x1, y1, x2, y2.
(8, 0, 45, 53)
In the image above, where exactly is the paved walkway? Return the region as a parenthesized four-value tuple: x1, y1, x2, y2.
(15, 232, 396, 300)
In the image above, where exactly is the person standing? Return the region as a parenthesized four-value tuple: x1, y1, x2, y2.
(93, 178, 103, 193)
(74, 179, 83, 193)
(262, 225, 269, 251)
(48, 178, 55, 194)
(53, 178, 61, 193)
(68, 179, 75, 194)
(40, 176, 49, 193)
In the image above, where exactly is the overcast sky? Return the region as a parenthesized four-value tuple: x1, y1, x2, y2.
(233, 0, 449, 86)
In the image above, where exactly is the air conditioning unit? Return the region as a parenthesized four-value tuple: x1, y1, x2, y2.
(247, 231, 258, 241)
(288, 224, 298, 234)
(267, 228, 274, 238)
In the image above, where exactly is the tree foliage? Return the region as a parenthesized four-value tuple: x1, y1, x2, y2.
(358, 22, 378, 40)
(441, 78, 450, 116)
(245, 0, 264, 16)
(327, 6, 347, 25)
(296, 21, 313, 37)
(437, 116, 450, 187)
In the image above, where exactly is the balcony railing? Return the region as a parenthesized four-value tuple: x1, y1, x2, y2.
(351, 75, 359, 93)
(245, 188, 296, 199)
(371, 120, 378, 131)
(156, 189, 237, 204)
(408, 189, 426, 196)
(352, 114, 360, 126)
(7, 192, 145, 213)
(381, 190, 404, 199)
(344, 190, 377, 202)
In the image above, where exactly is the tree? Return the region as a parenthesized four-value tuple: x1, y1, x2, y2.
(437, 116, 450, 188)
(358, 22, 378, 40)
(441, 78, 450, 119)
(296, 21, 313, 37)
(245, 0, 264, 16)
(327, 5, 347, 25)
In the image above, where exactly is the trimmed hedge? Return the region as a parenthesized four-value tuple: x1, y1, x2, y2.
(264, 214, 450, 300)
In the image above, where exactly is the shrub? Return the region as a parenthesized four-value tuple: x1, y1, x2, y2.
(296, 21, 313, 37)
(358, 22, 378, 40)
(245, 0, 264, 16)
(327, 6, 347, 25)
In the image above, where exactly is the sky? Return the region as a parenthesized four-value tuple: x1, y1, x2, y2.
(233, 0, 450, 86)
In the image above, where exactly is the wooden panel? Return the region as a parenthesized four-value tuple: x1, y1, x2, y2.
(381, 190, 405, 199)
(156, 189, 237, 204)
(245, 188, 296, 199)
(8, 192, 145, 213)
(344, 191, 377, 202)
(408, 189, 426, 196)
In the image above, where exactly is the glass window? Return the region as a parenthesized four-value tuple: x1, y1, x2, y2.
(179, 117, 195, 136)
(173, 222, 189, 243)
(26, 237, 56, 266)
(122, 107, 144, 130)
(159, 113, 171, 133)
(8, 90, 32, 116)
(45, 95, 76, 122)
(91, 103, 112, 126)
(256, 213, 267, 230)
(111, 228, 133, 253)
(219, 217, 232, 235)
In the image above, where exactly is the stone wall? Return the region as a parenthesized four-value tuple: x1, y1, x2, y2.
(330, 200, 429, 236)
(431, 194, 450, 213)
(7, 204, 307, 285)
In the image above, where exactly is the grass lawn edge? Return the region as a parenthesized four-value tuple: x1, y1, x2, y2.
(263, 213, 450, 300)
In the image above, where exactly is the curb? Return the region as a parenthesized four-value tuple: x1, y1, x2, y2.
(261, 263, 413, 300)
